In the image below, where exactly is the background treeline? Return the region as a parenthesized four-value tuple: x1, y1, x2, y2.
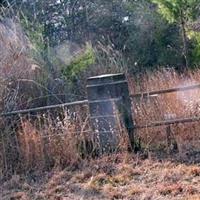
(0, 0, 200, 110)
(3, 0, 199, 68)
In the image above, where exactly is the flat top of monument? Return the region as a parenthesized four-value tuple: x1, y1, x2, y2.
(88, 73, 124, 80)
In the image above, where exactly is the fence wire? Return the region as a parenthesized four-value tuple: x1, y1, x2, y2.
(130, 83, 200, 155)
(1, 82, 200, 178)
(0, 102, 92, 177)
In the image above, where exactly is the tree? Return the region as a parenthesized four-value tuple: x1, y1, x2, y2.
(3, 0, 191, 71)
(152, 0, 200, 70)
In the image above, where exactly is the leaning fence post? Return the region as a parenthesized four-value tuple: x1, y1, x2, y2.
(87, 73, 134, 154)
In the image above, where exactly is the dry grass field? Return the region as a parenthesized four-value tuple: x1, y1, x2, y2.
(1, 69, 200, 199)
(1, 21, 200, 199)
(129, 69, 200, 156)
(1, 153, 200, 200)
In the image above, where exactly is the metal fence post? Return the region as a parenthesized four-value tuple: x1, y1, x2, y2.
(87, 73, 134, 154)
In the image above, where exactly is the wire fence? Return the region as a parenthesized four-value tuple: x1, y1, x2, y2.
(1, 80, 200, 177)
(131, 83, 200, 129)
(1, 84, 199, 127)
(130, 82, 200, 158)
(0, 94, 127, 176)
(0, 100, 92, 176)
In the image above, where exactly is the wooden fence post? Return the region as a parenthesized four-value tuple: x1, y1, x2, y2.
(87, 73, 134, 154)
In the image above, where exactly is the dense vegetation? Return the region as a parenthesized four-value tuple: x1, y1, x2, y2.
(1, 2, 200, 200)
(0, 0, 199, 111)
(9, 0, 200, 67)
(0, 0, 200, 109)
(1, 0, 200, 69)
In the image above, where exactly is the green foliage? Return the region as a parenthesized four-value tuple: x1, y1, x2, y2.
(62, 43, 95, 80)
(19, 12, 47, 68)
(122, 0, 183, 69)
(152, 0, 199, 23)
(188, 31, 200, 65)
(152, 0, 200, 69)
(20, 13, 45, 51)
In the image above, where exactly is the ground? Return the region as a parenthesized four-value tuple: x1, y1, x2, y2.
(1, 153, 200, 200)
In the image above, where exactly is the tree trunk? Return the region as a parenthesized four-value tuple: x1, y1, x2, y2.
(83, 0, 89, 41)
(180, 12, 189, 71)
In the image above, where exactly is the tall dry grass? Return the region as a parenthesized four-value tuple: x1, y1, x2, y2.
(0, 101, 132, 179)
(0, 17, 45, 113)
(0, 104, 92, 178)
(0, 17, 200, 178)
(129, 68, 200, 156)
(0, 18, 129, 179)
(2, 68, 200, 179)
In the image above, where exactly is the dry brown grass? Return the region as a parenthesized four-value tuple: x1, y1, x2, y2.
(0, 105, 91, 178)
(1, 7, 200, 200)
(1, 153, 200, 200)
(0, 19, 33, 79)
(1, 68, 200, 175)
(0, 18, 43, 113)
(1, 63, 200, 199)
(129, 68, 200, 156)
(0, 95, 130, 179)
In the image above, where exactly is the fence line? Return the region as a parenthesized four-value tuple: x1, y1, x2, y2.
(0, 100, 88, 117)
(2, 82, 200, 129)
(131, 83, 200, 129)
(130, 83, 200, 98)
(0, 97, 123, 117)
(1, 73, 200, 160)
(135, 116, 200, 129)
